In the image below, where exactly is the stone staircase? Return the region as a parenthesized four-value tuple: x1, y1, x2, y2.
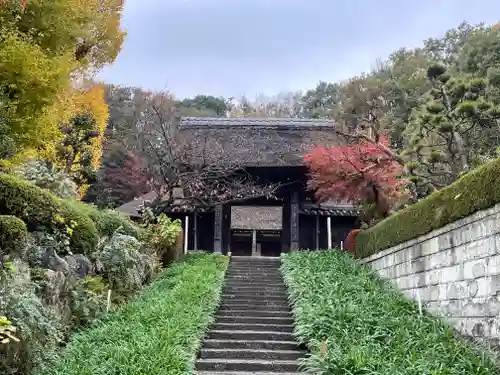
(195, 256, 306, 375)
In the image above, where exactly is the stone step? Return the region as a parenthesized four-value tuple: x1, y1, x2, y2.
(228, 262, 281, 271)
(229, 265, 280, 268)
(226, 280, 284, 284)
(223, 288, 288, 293)
(221, 295, 287, 301)
(226, 268, 282, 276)
(196, 372, 302, 375)
(207, 330, 295, 341)
(229, 265, 281, 269)
(228, 268, 281, 272)
(222, 294, 289, 301)
(223, 291, 286, 298)
(228, 264, 281, 268)
(227, 268, 281, 272)
(223, 290, 287, 295)
(199, 348, 305, 361)
(229, 260, 280, 262)
(226, 272, 283, 281)
(221, 299, 288, 310)
(224, 282, 284, 288)
(226, 270, 281, 274)
(227, 274, 281, 278)
(220, 301, 290, 309)
(220, 298, 290, 310)
(228, 273, 281, 276)
(222, 284, 288, 294)
(226, 277, 283, 282)
(223, 291, 288, 297)
(216, 315, 294, 325)
(201, 339, 301, 351)
(224, 285, 285, 289)
(216, 308, 292, 317)
(226, 274, 283, 280)
(195, 358, 299, 372)
(213, 322, 294, 332)
(228, 265, 281, 268)
(227, 265, 281, 274)
(223, 294, 288, 300)
(230, 256, 281, 262)
(226, 274, 282, 279)
(219, 305, 290, 312)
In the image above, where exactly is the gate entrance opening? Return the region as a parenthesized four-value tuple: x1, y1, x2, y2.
(230, 229, 282, 257)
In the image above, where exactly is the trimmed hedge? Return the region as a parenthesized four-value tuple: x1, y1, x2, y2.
(281, 251, 500, 375)
(356, 157, 500, 258)
(0, 174, 98, 254)
(38, 253, 228, 375)
(66, 200, 144, 239)
(0, 215, 28, 259)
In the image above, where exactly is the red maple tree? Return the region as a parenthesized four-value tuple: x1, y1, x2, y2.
(304, 136, 407, 218)
(84, 147, 151, 208)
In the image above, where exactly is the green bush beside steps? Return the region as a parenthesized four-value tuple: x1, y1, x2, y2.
(281, 251, 500, 375)
(0, 215, 28, 259)
(0, 174, 98, 255)
(65, 199, 145, 239)
(0, 174, 145, 255)
(36, 253, 228, 375)
(356, 157, 500, 258)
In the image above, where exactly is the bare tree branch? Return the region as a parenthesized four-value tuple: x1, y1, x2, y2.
(136, 94, 283, 215)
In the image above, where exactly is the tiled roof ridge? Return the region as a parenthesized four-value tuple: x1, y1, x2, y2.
(180, 116, 335, 128)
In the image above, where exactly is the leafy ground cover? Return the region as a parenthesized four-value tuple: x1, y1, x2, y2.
(36, 253, 228, 375)
(281, 251, 500, 375)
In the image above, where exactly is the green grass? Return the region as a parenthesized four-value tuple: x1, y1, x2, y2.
(37, 253, 228, 375)
(281, 251, 500, 375)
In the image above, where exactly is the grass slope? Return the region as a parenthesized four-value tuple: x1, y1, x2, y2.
(38, 253, 228, 375)
(281, 251, 500, 375)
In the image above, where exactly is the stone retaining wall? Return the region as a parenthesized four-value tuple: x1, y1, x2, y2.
(360, 203, 500, 346)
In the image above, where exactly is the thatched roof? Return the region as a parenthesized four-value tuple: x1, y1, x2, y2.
(116, 191, 157, 218)
(180, 117, 334, 129)
(115, 188, 188, 218)
(178, 116, 339, 167)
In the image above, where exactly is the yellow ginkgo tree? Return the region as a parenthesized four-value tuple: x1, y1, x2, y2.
(56, 83, 109, 195)
(0, 0, 124, 164)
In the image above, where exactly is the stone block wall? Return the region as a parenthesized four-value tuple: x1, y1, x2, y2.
(360, 203, 500, 346)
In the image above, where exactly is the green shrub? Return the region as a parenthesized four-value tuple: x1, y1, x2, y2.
(146, 214, 183, 266)
(94, 209, 144, 239)
(38, 253, 228, 375)
(356, 157, 500, 258)
(0, 216, 28, 259)
(0, 174, 98, 255)
(281, 251, 500, 375)
(98, 233, 146, 291)
(15, 159, 78, 199)
(66, 200, 144, 239)
(0, 272, 62, 375)
(69, 276, 107, 328)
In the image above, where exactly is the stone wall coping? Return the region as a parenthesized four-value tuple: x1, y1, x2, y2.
(361, 203, 500, 264)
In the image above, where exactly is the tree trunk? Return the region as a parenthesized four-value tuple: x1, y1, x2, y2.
(452, 131, 469, 173)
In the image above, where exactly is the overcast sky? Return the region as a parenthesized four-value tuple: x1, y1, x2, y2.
(99, 0, 500, 99)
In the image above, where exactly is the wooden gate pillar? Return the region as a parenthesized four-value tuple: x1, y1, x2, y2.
(290, 192, 299, 251)
(214, 204, 223, 253)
